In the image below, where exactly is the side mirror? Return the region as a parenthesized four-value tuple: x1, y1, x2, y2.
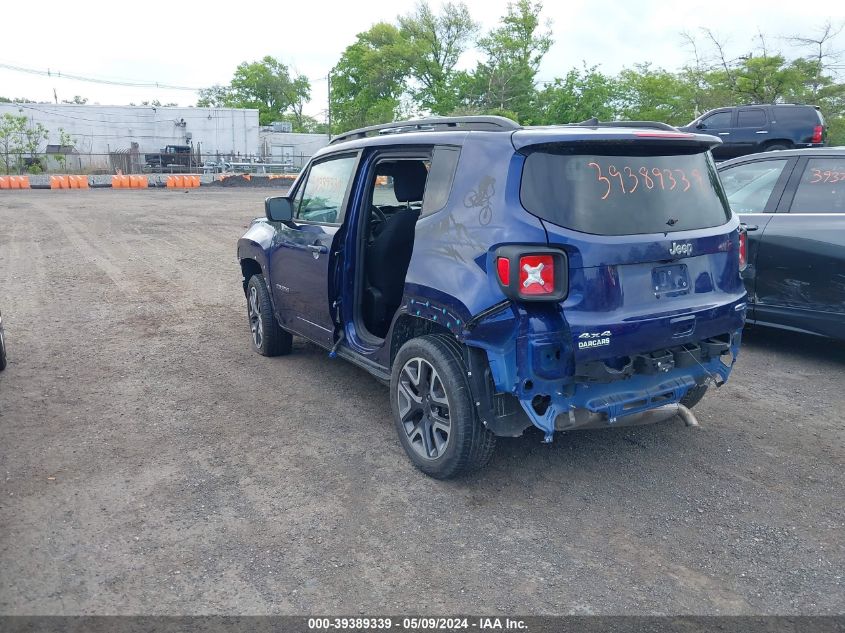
(265, 196, 293, 222)
(696, 122, 706, 130)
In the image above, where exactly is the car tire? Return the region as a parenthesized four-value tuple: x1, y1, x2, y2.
(246, 275, 292, 357)
(765, 143, 790, 152)
(390, 334, 496, 479)
(0, 330, 6, 371)
(680, 383, 708, 409)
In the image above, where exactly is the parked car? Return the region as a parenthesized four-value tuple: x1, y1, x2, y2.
(0, 309, 6, 371)
(238, 116, 747, 478)
(678, 104, 826, 161)
(718, 148, 845, 340)
(144, 145, 196, 173)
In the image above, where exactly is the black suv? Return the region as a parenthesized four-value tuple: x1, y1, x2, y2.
(678, 105, 826, 160)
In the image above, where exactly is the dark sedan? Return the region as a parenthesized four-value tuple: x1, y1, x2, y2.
(718, 148, 845, 339)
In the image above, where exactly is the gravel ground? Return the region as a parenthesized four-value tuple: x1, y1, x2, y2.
(0, 189, 843, 615)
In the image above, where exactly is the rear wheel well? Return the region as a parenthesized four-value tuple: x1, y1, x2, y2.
(390, 314, 452, 367)
(240, 258, 263, 294)
(764, 139, 792, 150)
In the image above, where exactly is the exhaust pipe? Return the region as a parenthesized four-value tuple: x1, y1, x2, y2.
(556, 402, 701, 431)
(676, 403, 700, 428)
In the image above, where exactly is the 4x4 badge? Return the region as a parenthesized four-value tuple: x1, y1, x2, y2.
(578, 331, 612, 349)
(669, 242, 693, 256)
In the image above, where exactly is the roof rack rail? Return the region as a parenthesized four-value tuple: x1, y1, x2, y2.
(330, 115, 521, 145)
(568, 118, 679, 131)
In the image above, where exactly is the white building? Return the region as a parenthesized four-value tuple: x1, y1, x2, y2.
(259, 128, 330, 170)
(0, 103, 259, 158)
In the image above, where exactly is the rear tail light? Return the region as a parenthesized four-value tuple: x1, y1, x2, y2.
(494, 246, 568, 302)
(738, 229, 748, 271)
(496, 257, 511, 286)
(518, 254, 555, 296)
(812, 125, 823, 144)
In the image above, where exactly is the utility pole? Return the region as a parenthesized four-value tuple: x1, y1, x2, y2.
(327, 70, 332, 136)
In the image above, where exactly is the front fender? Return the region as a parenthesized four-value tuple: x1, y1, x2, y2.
(237, 218, 275, 269)
(237, 219, 278, 322)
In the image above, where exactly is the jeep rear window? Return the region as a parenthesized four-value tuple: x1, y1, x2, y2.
(520, 150, 731, 235)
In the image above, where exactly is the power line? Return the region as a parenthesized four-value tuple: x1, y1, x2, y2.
(0, 61, 332, 92)
(0, 62, 203, 91)
(0, 63, 327, 92)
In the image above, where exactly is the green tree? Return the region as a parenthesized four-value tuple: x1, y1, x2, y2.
(62, 95, 88, 104)
(229, 56, 311, 126)
(456, 0, 552, 122)
(20, 120, 48, 173)
(197, 56, 312, 128)
(398, 1, 478, 114)
(0, 113, 48, 174)
(721, 55, 809, 104)
(196, 84, 235, 108)
(330, 23, 411, 133)
(535, 65, 618, 124)
(0, 113, 26, 174)
(616, 63, 697, 125)
(53, 128, 76, 172)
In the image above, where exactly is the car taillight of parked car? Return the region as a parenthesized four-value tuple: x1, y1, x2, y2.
(739, 229, 748, 271)
(812, 125, 823, 144)
(494, 246, 568, 302)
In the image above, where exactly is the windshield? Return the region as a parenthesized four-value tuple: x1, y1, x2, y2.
(520, 150, 731, 235)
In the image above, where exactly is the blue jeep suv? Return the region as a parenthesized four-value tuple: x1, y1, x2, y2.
(238, 116, 747, 478)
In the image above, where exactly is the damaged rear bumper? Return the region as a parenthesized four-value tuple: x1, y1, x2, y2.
(462, 299, 745, 441)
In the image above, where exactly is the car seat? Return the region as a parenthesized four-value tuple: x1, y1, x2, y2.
(364, 161, 427, 337)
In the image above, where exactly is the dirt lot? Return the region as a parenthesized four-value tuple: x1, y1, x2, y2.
(0, 189, 843, 615)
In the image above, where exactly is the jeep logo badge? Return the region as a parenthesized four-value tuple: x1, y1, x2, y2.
(669, 242, 693, 257)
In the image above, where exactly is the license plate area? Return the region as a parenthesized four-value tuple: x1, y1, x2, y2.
(652, 264, 690, 298)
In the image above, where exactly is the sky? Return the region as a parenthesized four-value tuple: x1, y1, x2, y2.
(1, 0, 843, 120)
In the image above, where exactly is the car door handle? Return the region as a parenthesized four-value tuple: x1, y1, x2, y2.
(307, 244, 328, 254)
(741, 223, 759, 231)
(755, 130, 769, 134)
(718, 132, 731, 136)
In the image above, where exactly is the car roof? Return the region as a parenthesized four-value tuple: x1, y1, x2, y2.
(718, 147, 845, 168)
(319, 117, 721, 157)
(706, 104, 818, 110)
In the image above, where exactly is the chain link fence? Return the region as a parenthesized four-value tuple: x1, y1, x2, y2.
(0, 151, 313, 176)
